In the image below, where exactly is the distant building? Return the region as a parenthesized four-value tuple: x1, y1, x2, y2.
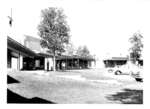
(103, 57, 128, 68)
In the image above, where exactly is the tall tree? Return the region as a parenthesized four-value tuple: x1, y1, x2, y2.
(38, 7, 70, 71)
(129, 32, 143, 64)
(64, 43, 76, 56)
(76, 45, 90, 57)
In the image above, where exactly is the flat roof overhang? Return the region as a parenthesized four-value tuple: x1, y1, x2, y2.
(56, 55, 95, 61)
(37, 52, 53, 58)
(7, 36, 36, 58)
(103, 57, 128, 61)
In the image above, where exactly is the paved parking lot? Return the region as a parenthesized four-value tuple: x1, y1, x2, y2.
(7, 68, 143, 104)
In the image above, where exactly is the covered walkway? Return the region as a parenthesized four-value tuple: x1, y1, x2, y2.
(56, 55, 96, 70)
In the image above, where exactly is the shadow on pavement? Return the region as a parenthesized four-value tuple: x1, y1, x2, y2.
(7, 75, 20, 84)
(7, 89, 56, 104)
(106, 88, 143, 104)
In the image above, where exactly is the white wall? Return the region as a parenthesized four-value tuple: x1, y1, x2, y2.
(45, 57, 53, 71)
(11, 57, 18, 70)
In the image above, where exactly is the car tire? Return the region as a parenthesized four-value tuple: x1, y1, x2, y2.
(108, 69, 113, 73)
(115, 70, 122, 75)
(135, 78, 143, 82)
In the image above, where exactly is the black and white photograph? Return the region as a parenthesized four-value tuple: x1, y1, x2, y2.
(1, 0, 150, 106)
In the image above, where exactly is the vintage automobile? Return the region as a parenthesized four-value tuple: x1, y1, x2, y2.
(131, 67, 143, 82)
(107, 64, 132, 75)
(107, 63, 143, 82)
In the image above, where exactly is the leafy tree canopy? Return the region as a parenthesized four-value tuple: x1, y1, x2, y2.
(37, 7, 70, 71)
(38, 7, 70, 55)
(129, 32, 143, 62)
(76, 45, 90, 57)
(63, 42, 76, 56)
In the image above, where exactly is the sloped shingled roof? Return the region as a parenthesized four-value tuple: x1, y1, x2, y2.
(7, 36, 36, 57)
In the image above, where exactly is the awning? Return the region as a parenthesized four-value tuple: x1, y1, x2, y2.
(7, 36, 36, 57)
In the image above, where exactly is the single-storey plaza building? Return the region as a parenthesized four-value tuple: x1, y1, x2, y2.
(7, 36, 96, 71)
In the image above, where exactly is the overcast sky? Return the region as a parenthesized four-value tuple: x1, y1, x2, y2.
(2, 0, 149, 59)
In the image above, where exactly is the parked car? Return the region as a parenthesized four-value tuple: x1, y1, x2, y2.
(114, 65, 132, 75)
(107, 64, 142, 75)
(131, 67, 143, 82)
(107, 64, 131, 75)
(107, 63, 143, 82)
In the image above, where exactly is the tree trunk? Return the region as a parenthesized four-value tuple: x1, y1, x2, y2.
(53, 55, 56, 72)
